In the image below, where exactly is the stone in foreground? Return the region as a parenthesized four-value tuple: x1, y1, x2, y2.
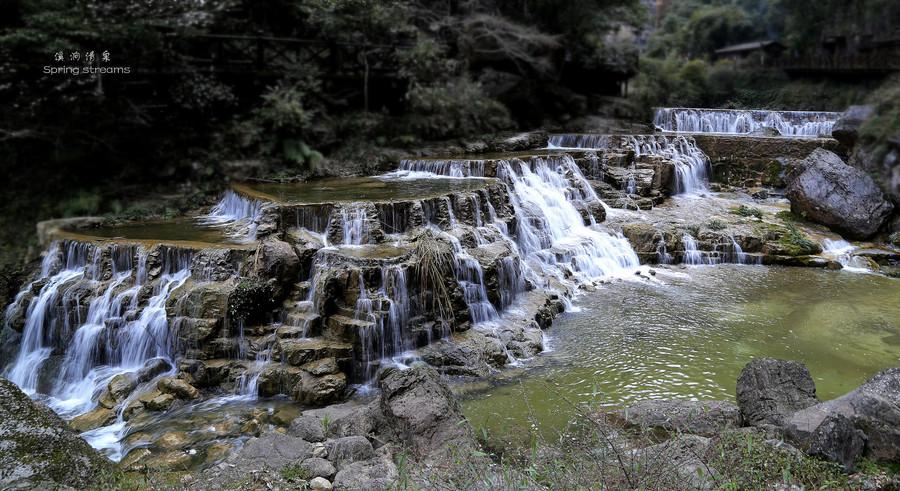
(0, 378, 112, 489)
(784, 367, 900, 462)
(620, 399, 740, 437)
(736, 357, 818, 427)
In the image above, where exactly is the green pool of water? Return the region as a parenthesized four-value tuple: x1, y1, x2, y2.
(234, 176, 495, 204)
(58, 218, 252, 248)
(461, 266, 900, 439)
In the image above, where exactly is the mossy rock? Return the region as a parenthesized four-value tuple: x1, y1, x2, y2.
(228, 278, 277, 324)
(0, 378, 113, 489)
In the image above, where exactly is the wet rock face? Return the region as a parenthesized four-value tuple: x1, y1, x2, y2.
(786, 148, 894, 239)
(254, 238, 300, 295)
(0, 378, 112, 489)
(736, 357, 818, 427)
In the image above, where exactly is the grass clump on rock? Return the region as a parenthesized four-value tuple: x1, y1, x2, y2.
(413, 229, 457, 323)
(778, 224, 821, 256)
(707, 219, 727, 231)
(731, 205, 763, 219)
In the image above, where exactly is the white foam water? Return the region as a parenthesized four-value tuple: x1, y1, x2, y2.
(653, 107, 839, 137)
(198, 189, 265, 242)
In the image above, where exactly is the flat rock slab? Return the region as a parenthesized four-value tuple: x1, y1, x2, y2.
(228, 433, 312, 470)
(619, 400, 740, 437)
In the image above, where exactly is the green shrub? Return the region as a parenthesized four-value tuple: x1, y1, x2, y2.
(280, 463, 310, 482)
(58, 190, 101, 217)
(778, 224, 820, 256)
(859, 75, 900, 146)
(888, 232, 900, 247)
(406, 77, 513, 140)
(731, 205, 763, 219)
(706, 219, 727, 231)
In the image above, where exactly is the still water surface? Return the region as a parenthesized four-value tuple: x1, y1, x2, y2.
(461, 266, 900, 437)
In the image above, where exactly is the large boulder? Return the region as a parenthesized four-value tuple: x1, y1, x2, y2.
(784, 367, 900, 462)
(736, 358, 818, 427)
(0, 378, 113, 489)
(786, 148, 894, 239)
(377, 366, 476, 458)
(832, 105, 874, 148)
(619, 400, 740, 437)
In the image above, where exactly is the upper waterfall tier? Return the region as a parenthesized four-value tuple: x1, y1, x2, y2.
(546, 135, 710, 195)
(231, 176, 496, 204)
(652, 107, 840, 137)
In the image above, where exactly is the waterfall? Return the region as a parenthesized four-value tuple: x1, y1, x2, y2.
(444, 233, 498, 324)
(681, 233, 758, 265)
(544, 134, 711, 195)
(198, 189, 264, 242)
(628, 135, 710, 195)
(339, 206, 368, 246)
(236, 342, 273, 399)
(716, 235, 756, 265)
(653, 108, 839, 137)
(547, 134, 611, 149)
(682, 234, 710, 265)
(822, 239, 870, 272)
(398, 159, 485, 177)
(489, 155, 639, 284)
(656, 240, 673, 265)
(6, 244, 89, 393)
(354, 265, 412, 381)
(4, 240, 191, 457)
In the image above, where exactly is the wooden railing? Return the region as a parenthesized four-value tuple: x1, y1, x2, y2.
(156, 34, 412, 77)
(775, 52, 900, 74)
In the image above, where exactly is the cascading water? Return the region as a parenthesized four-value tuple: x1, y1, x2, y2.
(628, 135, 710, 195)
(547, 134, 611, 150)
(544, 134, 711, 195)
(353, 265, 412, 381)
(7, 242, 91, 393)
(337, 206, 368, 246)
(822, 239, 870, 272)
(420, 154, 640, 286)
(445, 233, 498, 324)
(682, 234, 710, 265)
(398, 158, 485, 177)
(681, 233, 757, 265)
(653, 108, 839, 137)
(198, 189, 264, 242)
(4, 240, 192, 458)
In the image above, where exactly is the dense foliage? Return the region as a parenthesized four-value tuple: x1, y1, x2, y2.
(634, 0, 899, 113)
(0, 0, 643, 289)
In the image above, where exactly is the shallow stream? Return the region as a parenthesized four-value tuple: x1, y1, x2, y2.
(461, 265, 900, 440)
